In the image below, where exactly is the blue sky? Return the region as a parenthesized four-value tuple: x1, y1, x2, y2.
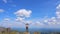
(0, 0, 56, 18)
(0, 0, 60, 28)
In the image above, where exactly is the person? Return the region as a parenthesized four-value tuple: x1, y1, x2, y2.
(26, 23, 29, 32)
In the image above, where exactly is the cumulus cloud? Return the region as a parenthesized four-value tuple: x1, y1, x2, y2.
(43, 16, 59, 25)
(56, 4, 60, 9)
(51, 17, 56, 22)
(14, 9, 32, 18)
(0, 18, 25, 28)
(15, 17, 25, 23)
(56, 4, 60, 19)
(55, 4, 60, 25)
(43, 9, 60, 26)
(14, 9, 32, 25)
(56, 11, 60, 15)
(15, 17, 32, 24)
(44, 4, 60, 26)
(0, 9, 4, 13)
(3, 0, 7, 3)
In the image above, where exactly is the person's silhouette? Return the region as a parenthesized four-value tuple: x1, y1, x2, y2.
(26, 23, 29, 32)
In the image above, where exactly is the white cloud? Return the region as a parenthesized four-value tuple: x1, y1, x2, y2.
(42, 4, 60, 26)
(35, 21, 44, 26)
(0, 18, 25, 28)
(3, 0, 7, 3)
(56, 4, 60, 9)
(15, 17, 32, 24)
(56, 11, 60, 15)
(51, 17, 56, 22)
(56, 11, 60, 18)
(47, 17, 57, 25)
(56, 4, 60, 18)
(14, 9, 32, 25)
(0, 22, 24, 28)
(14, 9, 32, 18)
(0, 9, 4, 13)
(4, 18, 10, 21)
(44, 20, 48, 23)
(15, 17, 25, 23)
